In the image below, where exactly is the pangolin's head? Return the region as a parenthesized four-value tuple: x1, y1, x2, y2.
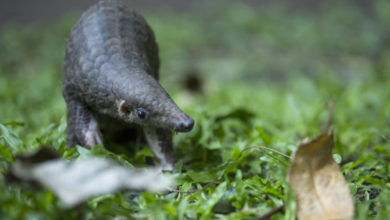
(116, 73, 194, 132)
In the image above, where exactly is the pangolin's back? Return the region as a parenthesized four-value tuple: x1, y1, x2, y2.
(63, 0, 159, 105)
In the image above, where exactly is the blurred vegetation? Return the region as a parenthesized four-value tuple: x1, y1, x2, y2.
(0, 0, 389, 219)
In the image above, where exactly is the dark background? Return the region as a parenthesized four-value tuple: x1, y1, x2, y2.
(1, 0, 193, 26)
(0, 0, 373, 26)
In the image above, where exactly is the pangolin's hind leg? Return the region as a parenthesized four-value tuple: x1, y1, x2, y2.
(65, 99, 103, 148)
(143, 126, 176, 171)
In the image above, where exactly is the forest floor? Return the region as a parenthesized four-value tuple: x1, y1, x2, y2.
(1, 1, 389, 219)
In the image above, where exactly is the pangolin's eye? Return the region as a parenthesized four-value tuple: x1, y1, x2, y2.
(136, 108, 147, 119)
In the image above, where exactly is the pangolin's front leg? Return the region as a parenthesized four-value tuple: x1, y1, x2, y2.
(143, 126, 176, 171)
(65, 99, 104, 148)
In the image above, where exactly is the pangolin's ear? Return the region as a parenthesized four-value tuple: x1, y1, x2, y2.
(118, 100, 130, 114)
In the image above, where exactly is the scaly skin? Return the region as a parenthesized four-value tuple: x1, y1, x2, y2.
(62, 0, 194, 170)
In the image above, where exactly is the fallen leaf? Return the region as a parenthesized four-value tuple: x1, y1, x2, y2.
(9, 148, 173, 207)
(287, 133, 354, 220)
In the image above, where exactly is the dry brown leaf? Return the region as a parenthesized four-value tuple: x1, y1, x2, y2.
(287, 133, 354, 220)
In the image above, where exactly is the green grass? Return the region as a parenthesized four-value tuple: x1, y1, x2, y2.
(1, 0, 390, 219)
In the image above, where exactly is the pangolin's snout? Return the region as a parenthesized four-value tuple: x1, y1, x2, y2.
(173, 116, 194, 132)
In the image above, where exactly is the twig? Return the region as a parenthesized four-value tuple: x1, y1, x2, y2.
(241, 146, 292, 160)
(254, 204, 285, 220)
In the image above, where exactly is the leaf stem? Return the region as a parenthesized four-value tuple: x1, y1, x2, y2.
(166, 182, 215, 194)
(323, 100, 334, 133)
